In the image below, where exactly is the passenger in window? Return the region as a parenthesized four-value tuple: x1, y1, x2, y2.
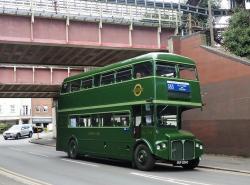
(136, 72, 142, 78)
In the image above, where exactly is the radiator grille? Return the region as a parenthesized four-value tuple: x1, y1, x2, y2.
(171, 140, 194, 160)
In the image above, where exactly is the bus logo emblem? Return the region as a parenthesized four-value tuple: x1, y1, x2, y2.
(133, 84, 143, 96)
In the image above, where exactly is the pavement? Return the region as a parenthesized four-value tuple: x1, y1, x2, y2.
(30, 132, 250, 174)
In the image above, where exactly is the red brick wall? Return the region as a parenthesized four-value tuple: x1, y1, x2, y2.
(172, 33, 250, 85)
(171, 33, 250, 156)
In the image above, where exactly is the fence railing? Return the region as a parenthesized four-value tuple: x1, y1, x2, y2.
(0, 0, 182, 28)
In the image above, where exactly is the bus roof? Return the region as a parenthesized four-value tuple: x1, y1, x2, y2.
(64, 52, 195, 82)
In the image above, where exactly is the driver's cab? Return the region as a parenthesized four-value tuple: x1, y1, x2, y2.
(132, 104, 181, 139)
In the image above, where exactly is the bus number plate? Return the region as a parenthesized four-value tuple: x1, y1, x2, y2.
(176, 161, 189, 165)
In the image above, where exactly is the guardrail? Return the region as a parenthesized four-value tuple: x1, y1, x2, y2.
(0, 0, 182, 28)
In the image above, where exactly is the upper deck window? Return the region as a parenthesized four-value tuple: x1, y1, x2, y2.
(134, 62, 153, 78)
(156, 62, 176, 78)
(81, 77, 93, 89)
(179, 65, 197, 81)
(71, 80, 81, 92)
(101, 72, 115, 85)
(94, 75, 100, 87)
(61, 82, 70, 94)
(116, 67, 132, 82)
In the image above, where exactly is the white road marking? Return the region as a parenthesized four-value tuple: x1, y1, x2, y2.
(61, 158, 99, 167)
(198, 168, 250, 177)
(0, 167, 52, 185)
(131, 172, 216, 185)
(9, 147, 49, 158)
(27, 151, 49, 158)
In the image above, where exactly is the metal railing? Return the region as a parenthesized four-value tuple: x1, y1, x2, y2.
(0, 0, 182, 28)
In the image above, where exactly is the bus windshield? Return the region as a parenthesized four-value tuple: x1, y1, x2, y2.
(179, 65, 197, 80)
(156, 62, 197, 81)
(156, 62, 176, 78)
(157, 105, 177, 128)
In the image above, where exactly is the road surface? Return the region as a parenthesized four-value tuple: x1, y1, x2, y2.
(0, 135, 249, 185)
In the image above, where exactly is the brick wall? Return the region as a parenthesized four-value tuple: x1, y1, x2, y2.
(170, 33, 250, 156)
(32, 98, 52, 117)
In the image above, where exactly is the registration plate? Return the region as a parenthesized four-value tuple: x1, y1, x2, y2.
(176, 161, 189, 165)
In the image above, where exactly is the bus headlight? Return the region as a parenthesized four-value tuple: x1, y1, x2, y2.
(200, 145, 203, 150)
(161, 143, 167, 149)
(196, 143, 200, 148)
(156, 145, 161, 150)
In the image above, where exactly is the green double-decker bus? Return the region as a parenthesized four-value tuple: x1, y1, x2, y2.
(56, 52, 203, 171)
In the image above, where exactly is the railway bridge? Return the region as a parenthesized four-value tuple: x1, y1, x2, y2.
(0, 0, 228, 97)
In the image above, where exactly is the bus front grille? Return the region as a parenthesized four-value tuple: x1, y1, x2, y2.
(171, 140, 195, 161)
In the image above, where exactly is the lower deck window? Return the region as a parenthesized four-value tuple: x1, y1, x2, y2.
(69, 112, 130, 128)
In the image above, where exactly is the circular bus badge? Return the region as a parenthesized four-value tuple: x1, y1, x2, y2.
(133, 84, 143, 96)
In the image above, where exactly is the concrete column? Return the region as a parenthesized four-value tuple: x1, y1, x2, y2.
(129, 23, 133, 47)
(98, 21, 102, 45)
(66, 16, 70, 43)
(52, 99, 58, 139)
(168, 36, 181, 54)
(18, 119, 22, 125)
(28, 118, 32, 124)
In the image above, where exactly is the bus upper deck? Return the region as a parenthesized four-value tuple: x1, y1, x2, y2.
(58, 53, 202, 111)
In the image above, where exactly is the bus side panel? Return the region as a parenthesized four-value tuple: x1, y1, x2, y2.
(99, 127, 134, 160)
(56, 112, 69, 152)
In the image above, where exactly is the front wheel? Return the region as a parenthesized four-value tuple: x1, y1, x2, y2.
(68, 139, 79, 159)
(134, 144, 155, 171)
(28, 132, 33, 138)
(15, 133, 21, 140)
(182, 158, 200, 170)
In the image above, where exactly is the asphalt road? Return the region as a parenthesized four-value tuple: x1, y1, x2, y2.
(0, 135, 250, 185)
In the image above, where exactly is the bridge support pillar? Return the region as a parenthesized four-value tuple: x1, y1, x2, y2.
(52, 99, 58, 139)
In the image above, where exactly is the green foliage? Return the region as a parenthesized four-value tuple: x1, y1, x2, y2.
(0, 123, 11, 134)
(223, 9, 250, 59)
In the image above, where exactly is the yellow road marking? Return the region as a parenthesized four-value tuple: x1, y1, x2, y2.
(0, 167, 52, 185)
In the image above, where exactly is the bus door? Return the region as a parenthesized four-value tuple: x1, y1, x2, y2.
(132, 105, 142, 138)
(132, 104, 154, 139)
(140, 104, 155, 142)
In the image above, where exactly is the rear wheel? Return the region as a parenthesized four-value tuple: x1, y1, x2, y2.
(182, 158, 200, 170)
(4, 137, 7, 140)
(68, 139, 79, 159)
(134, 144, 155, 171)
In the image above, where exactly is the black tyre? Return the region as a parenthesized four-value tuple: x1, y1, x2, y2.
(134, 144, 155, 171)
(28, 132, 33, 138)
(15, 133, 21, 140)
(4, 137, 7, 140)
(182, 158, 200, 170)
(68, 139, 79, 159)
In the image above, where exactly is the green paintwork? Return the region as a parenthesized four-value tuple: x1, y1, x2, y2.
(56, 52, 204, 164)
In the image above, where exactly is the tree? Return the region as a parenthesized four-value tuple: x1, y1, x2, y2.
(223, 9, 250, 59)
